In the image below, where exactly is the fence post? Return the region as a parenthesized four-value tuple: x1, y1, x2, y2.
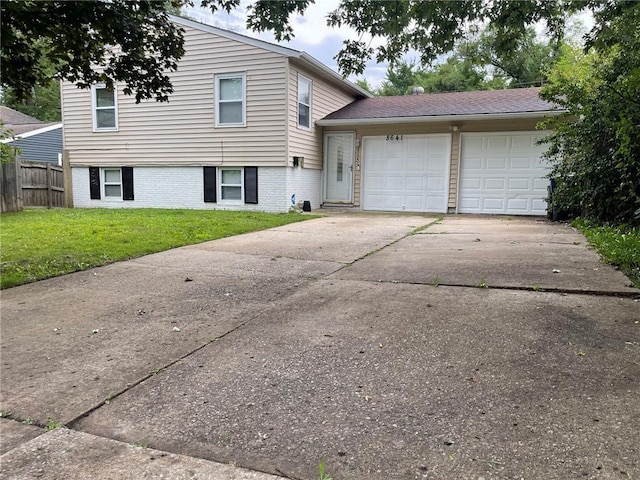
(46, 162, 53, 208)
(15, 153, 23, 211)
(62, 149, 73, 208)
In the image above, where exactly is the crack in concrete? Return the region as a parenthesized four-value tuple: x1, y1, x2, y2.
(364, 279, 640, 298)
(66, 309, 270, 430)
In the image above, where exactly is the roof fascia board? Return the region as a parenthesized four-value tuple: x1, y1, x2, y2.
(169, 14, 301, 57)
(2, 123, 63, 143)
(296, 53, 372, 98)
(316, 110, 564, 126)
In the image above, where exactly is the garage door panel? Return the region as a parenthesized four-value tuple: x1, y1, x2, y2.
(464, 157, 483, 170)
(483, 198, 506, 211)
(461, 177, 482, 189)
(427, 175, 446, 191)
(485, 178, 506, 190)
(428, 157, 448, 173)
(426, 196, 446, 211)
(533, 178, 548, 189)
(384, 194, 404, 210)
(508, 178, 530, 190)
(406, 157, 427, 172)
(405, 195, 425, 210)
(510, 156, 533, 169)
(459, 132, 551, 215)
(507, 198, 529, 212)
(367, 175, 385, 190)
(367, 157, 386, 172)
(385, 142, 405, 158)
(511, 136, 532, 149)
(406, 176, 425, 191)
(531, 198, 547, 215)
(386, 176, 404, 190)
(487, 157, 507, 169)
(406, 138, 427, 155)
(362, 134, 449, 213)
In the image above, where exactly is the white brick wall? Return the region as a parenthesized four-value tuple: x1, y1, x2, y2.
(287, 166, 322, 211)
(72, 166, 293, 212)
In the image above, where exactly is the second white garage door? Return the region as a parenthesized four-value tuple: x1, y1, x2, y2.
(458, 132, 551, 215)
(362, 134, 450, 213)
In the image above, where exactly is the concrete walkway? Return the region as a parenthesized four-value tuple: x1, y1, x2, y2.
(1, 214, 638, 479)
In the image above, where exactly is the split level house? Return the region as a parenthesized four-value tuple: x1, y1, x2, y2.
(61, 15, 561, 216)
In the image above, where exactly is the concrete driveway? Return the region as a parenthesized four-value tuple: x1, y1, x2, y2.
(1, 214, 638, 479)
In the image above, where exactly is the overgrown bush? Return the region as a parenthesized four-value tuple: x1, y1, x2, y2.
(540, 4, 640, 226)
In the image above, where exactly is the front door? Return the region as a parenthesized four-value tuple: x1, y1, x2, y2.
(324, 132, 354, 203)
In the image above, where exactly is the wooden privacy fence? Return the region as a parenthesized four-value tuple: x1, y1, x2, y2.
(1, 156, 68, 212)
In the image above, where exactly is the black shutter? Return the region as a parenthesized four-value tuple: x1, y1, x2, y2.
(244, 167, 258, 204)
(89, 167, 101, 199)
(203, 167, 217, 202)
(122, 167, 134, 201)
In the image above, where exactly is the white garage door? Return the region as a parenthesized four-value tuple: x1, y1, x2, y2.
(362, 134, 450, 212)
(458, 132, 551, 215)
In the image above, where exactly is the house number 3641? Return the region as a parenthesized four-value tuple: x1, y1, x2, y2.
(386, 135, 404, 141)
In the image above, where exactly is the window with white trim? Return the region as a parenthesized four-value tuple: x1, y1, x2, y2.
(215, 73, 246, 127)
(219, 168, 243, 202)
(103, 168, 122, 199)
(298, 75, 312, 128)
(92, 85, 118, 131)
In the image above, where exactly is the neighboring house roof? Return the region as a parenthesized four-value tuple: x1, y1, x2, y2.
(170, 15, 371, 99)
(317, 87, 561, 126)
(0, 106, 60, 135)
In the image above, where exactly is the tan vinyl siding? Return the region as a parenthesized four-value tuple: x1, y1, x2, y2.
(287, 62, 357, 170)
(448, 130, 460, 209)
(62, 24, 288, 167)
(324, 116, 548, 209)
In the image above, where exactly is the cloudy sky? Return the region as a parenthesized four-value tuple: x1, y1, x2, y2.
(182, 0, 391, 88)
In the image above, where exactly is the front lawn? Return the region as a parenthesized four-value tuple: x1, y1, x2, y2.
(572, 219, 640, 288)
(0, 208, 315, 289)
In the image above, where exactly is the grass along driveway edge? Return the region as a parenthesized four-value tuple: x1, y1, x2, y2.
(572, 218, 640, 288)
(0, 208, 315, 289)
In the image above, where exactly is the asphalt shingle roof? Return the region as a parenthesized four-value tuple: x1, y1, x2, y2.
(322, 87, 557, 121)
(0, 106, 59, 135)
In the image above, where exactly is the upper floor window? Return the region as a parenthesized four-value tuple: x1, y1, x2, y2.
(298, 75, 312, 129)
(215, 73, 246, 127)
(92, 84, 118, 131)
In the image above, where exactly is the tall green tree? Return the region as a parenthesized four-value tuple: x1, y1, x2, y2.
(541, 3, 640, 225)
(1, 0, 606, 103)
(1, 82, 61, 122)
(377, 61, 421, 96)
(458, 27, 559, 88)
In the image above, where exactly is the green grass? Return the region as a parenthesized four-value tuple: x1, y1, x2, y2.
(0, 208, 315, 289)
(572, 218, 640, 288)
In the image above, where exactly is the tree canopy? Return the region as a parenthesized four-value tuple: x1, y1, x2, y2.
(540, 3, 640, 225)
(0, 0, 608, 104)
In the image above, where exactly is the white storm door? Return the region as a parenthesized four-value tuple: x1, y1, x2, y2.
(324, 132, 354, 203)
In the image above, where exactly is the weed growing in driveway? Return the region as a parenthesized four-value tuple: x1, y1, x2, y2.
(0, 410, 11, 418)
(45, 418, 66, 430)
(431, 275, 441, 287)
(149, 367, 165, 376)
(478, 278, 488, 288)
(318, 462, 332, 480)
(22, 418, 36, 425)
